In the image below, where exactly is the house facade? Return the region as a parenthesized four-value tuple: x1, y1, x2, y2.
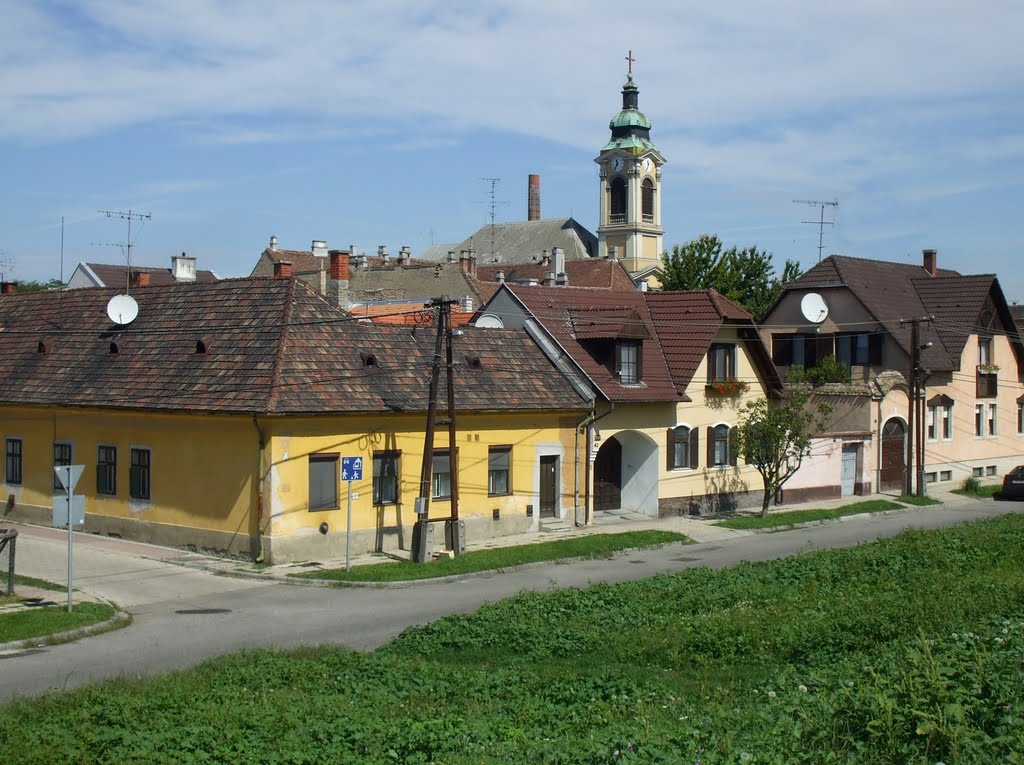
(474, 283, 782, 519)
(760, 250, 1024, 498)
(0, 276, 588, 563)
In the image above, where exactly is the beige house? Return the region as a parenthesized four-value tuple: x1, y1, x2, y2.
(760, 250, 1024, 498)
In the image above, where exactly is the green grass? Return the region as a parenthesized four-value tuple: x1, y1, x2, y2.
(0, 601, 116, 644)
(13, 574, 67, 592)
(952, 483, 1003, 498)
(713, 499, 903, 529)
(291, 530, 689, 582)
(895, 493, 943, 506)
(3, 515, 1024, 763)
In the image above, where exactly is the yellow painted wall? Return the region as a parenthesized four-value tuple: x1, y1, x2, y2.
(1, 406, 257, 536)
(262, 410, 585, 541)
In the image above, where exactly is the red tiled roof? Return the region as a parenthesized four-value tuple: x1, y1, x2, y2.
(83, 262, 219, 287)
(506, 285, 680, 403)
(0, 278, 587, 416)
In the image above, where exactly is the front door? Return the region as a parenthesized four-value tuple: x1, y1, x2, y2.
(880, 419, 905, 492)
(594, 437, 622, 512)
(841, 443, 858, 496)
(539, 456, 558, 518)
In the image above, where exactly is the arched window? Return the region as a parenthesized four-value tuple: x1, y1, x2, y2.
(712, 424, 731, 467)
(610, 177, 627, 224)
(668, 425, 698, 470)
(642, 178, 655, 223)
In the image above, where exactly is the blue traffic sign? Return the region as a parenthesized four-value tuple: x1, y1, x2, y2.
(341, 456, 363, 482)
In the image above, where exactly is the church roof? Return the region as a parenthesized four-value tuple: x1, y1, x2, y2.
(424, 218, 597, 266)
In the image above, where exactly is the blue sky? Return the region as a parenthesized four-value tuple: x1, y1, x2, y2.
(3, 1, 1024, 302)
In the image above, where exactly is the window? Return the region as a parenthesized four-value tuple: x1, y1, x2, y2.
(707, 343, 737, 382)
(308, 453, 338, 511)
(940, 470, 952, 481)
(925, 472, 937, 484)
(926, 405, 937, 441)
(975, 404, 984, 437)
(97, 445, 117, 496)
(488, 447, 511, 496)
(641, 178, 655, 223)
(616, 341, 640, 384)
(130, 447, 151, 501)
(941, 403, 953, 440)
(986, 465, 997, 476)
(432, 451, 451, 499)
(53, 442, 71, 491)
(372, 451, 399, 505)
(5, 438, 22, 485)
(978, 336, 993, 366)
(1018, 399, 1023, 435)
(710, 424, 732, 467)
(668, 426, 699, 470)
(989, 403, 997, 436)
(972, 467, 984, 478)
(609, 177, 627, 223)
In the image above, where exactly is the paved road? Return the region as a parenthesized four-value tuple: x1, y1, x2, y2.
(1, 497, 1019, 702)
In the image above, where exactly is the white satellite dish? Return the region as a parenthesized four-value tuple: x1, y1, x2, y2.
(800, 292, 829, 324)
(474, 314, 504, 329)
(106, 294, 139, 325)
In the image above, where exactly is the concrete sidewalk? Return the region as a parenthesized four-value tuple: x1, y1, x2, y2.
(3, 480, 999, 591)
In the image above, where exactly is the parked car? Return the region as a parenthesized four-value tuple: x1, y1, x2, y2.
(999, 466, 1024, 500)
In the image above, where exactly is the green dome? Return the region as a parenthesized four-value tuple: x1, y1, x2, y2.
(609, 109, 651, 131)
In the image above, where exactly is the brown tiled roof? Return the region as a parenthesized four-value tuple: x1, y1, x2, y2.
(435, 218, 597, 265)
(474, 259, 637, 291)
(778, 255, 1021, 372)
(82, 262, 219, 287)
(505, 285, 679, 403)
(0, 278, 587, 416)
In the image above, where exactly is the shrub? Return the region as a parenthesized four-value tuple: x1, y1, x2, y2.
(961, 476, 982, 495)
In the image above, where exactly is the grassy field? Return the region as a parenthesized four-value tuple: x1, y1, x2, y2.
(0, 602, 116, 645)
(713, 498, 903, 529)
(953, 483, 1003, 499)
(291, 530, 688, 582)
(3, 514, 1023, 763)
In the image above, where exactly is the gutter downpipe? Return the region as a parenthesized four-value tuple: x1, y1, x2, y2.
(579, 402, 615, 526)
(252, 415, 267, 563)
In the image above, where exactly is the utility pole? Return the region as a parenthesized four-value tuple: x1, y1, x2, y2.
(413, 296, 461, 562)
(900, 316, 934, 496)
(793, 199, 838, 261)
(99, 210, 151, 291)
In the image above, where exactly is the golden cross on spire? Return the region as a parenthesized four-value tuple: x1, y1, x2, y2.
(625, 49, 635, 76)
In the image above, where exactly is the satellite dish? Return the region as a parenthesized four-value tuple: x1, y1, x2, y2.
(800, 293, 828, 324)
(106, 294, 139, 325)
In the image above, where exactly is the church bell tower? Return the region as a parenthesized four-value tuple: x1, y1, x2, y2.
(595, 53, 666, 278)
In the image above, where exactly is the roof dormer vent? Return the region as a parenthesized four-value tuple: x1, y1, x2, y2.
(360, 351, 377, 367)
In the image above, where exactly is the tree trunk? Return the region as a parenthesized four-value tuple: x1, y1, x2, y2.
(760, 489, 772, 518)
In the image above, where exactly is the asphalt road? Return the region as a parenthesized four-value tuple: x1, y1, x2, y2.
(1, 498, 1020, 702)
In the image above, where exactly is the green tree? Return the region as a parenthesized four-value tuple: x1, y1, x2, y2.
(662, 234, 802, 319)
(15, 278, 63, 293)
(732, 388, 831, 517)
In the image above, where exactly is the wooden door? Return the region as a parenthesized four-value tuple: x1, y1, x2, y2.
(594, 437, 622, 512)
(539, 456, 558, 518)
(880, 419, 905, 492)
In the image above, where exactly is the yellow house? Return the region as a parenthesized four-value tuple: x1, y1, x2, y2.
(474, 284, 783, 518)
(0, 277, 588, 562)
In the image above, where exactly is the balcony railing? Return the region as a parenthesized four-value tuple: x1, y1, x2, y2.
(609, 213, 626, 224)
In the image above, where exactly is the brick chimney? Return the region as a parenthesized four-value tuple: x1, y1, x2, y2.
(273, 261, 293, 278)
(130, 270, 151, 287)
(329, 251, 350, 308)
(923, 248, 938, 277)
(1, 282, 18, 296)
(459, 250, 477, 278)
(528, 174, 540, 221)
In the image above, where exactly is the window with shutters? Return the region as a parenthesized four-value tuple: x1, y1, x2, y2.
(487, 446, 511, 496)
(308, 453, 338, 511)
(609, 177, 627, 224)
(711, 424, 732, 467)
(641, 178, 655, 222)
(372, 451, 399, 505)
(707, 343, 737, 382)
(668, 426, 698, 470)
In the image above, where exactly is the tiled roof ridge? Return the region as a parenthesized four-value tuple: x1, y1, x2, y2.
(265, 278, 298, 412)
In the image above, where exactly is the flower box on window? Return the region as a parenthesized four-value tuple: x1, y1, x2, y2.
(978, 363, 1000, 374)
(706, 377, 749, 396)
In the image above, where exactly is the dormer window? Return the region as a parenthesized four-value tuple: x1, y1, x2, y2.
(616, 341, 641, 384)
(360, 351, 377, 368)
(708, 343, 737, 381)
(978, 336, 993, 367)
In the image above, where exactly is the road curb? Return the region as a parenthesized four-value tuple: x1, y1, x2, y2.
(0, 604, 131, 654)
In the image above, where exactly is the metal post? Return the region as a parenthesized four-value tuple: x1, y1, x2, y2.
(66, 488, 73, 613)
(345, 479, 353, 572)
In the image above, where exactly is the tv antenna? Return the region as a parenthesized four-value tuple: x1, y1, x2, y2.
(480, 178, 508, 261)
(793, 199, 837, 261)
(98, 209, 151, 291)
(0, 249, 13, 282)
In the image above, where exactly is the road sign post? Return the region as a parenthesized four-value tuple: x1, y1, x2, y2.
(53, 465, 85, 613)
(340, 457, 363, 573)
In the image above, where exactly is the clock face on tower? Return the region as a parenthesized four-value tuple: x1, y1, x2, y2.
(610, 156, 624, 173)
(642, 157, 653, 173)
